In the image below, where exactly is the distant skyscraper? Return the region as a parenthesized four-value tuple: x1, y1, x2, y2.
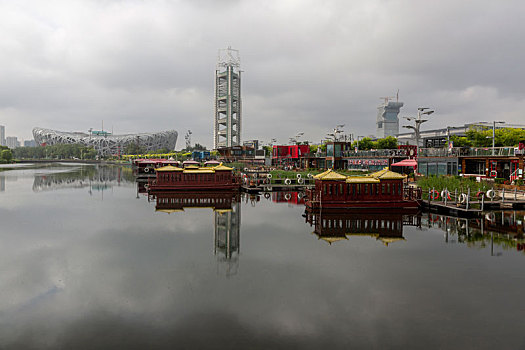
(214, 47, 242, 149)
(0, 125, 5, 146)
(376, 98, 404, 138)
(24, 140, 36, 147)
(6, 136, 19, 149)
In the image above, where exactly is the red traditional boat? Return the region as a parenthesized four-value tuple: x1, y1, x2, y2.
(304, 168, 422, 210)
(147, 163, 241, 191)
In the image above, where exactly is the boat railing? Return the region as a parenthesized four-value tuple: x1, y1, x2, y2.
(404, 187, 422, 201)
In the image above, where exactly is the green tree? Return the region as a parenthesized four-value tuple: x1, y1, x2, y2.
(450, 135, 471, 147)
(1, 149, 13, 162)
(352, 137, 374, 150)
(375, 136, 398, 149)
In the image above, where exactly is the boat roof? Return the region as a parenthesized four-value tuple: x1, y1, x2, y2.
(313, 169, 347, 181)
(369, 168, 407, 180)
(213, 164, 234, 171)
(346, 177, 380, 184)
(155, 165, 184, 172)
(183, 169, 216, 174)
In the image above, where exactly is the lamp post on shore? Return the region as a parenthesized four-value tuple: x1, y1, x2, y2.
(403, 107, 435, 158)
(492, 121, 505, 156)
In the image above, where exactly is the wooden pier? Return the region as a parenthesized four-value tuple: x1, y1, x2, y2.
(422, 187, 525, 217)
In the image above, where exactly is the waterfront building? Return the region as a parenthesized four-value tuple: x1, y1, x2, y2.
(6, 136, 19, 149)
(217, 145, 265, 165)
(377, 99, 404, 138)
(32, 127, 178, 156)
(214, 47, 242, 149)
(417, 145, 524, 181)
(0, 125, 5, 146)
(272, 145, 310, 167)
(396, 121, 525, 147)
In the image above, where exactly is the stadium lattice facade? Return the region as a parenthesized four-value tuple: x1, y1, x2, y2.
(33, 127, 178, 156)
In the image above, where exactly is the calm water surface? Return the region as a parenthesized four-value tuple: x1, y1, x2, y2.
(0, 163, 524, 349)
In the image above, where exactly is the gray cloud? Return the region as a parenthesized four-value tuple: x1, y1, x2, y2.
(0, 0, 524, 147)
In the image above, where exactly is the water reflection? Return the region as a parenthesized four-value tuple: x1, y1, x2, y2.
(305, 209, 422, 245)
(32, 165, 134, 192)
(0, 176, 4, 192)
(422, 211, 525, 255)
(149, 191, 242, 276)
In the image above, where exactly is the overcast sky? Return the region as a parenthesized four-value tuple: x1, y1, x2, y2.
(1, 0, 524, 148)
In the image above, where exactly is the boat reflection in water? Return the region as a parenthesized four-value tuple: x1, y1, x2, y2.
(423, 211, 525, 255)
(304, 209, 421, 245)
(149, 190, 241, 276)
(259, 191, 306, 206)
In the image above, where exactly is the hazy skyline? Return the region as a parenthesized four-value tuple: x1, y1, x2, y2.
(1, 0, 524, 148)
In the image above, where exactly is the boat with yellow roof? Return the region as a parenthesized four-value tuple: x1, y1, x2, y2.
(147, 163, 241, 191)
(304, 168, 422, 210)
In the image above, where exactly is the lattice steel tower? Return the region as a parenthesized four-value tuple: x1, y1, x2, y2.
(214, 47, 242, 149)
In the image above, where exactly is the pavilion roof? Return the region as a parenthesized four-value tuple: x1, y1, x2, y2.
(213, 164, 234, 171)
(369, 168, 407, 180)
(183, 168, 216, 174)
(346, 176, 380, 184)
(155, 165, 184, 172)
(313, 169, 347, 181)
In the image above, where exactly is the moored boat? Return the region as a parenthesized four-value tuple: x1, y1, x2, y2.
(304, 168, 421, 210)
(147, 163, 241, 191)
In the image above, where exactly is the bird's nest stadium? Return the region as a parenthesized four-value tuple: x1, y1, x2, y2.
(33, 127, 178, 156)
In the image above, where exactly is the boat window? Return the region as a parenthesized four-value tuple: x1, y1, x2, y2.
(387, 183, 390, 194)
(364, 184, 368, 194)
(357, 184, 360, 195)
(382, 184, 385, 194)
(340, 184, 343, 195)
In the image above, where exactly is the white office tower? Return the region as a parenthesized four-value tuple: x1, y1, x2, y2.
(376, 98, 404, 138)
(214, 47, 242, 149)
(0, 125, 5, 146)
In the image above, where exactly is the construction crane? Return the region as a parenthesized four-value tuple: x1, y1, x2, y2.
(379, 96, 395, 104)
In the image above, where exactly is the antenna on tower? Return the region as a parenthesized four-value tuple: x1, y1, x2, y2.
(396, 89, 400, 102)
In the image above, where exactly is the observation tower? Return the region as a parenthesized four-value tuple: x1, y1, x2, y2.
(214, 47, 242, 149)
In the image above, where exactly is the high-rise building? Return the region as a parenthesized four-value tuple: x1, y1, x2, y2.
(0, 125, 5, 146)
(376, 98, 404, 138)
(214, 47, 242, 149)
(24, 140, 36, 147)
(6, 136, 19, 149)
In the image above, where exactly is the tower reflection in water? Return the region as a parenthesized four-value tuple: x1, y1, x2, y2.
(304, 209, 421, 245)
(149, 191, 241, 276)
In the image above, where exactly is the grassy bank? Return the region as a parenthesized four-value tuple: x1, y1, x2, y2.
(417, 175, 494, 194)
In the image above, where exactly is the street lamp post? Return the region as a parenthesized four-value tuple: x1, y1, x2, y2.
(403, 107, 435, 158)
(492, 121, 505, 156)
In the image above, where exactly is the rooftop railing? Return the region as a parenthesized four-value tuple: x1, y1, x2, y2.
(419, 147, 518, 157)
(341, 149, 408, 158)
